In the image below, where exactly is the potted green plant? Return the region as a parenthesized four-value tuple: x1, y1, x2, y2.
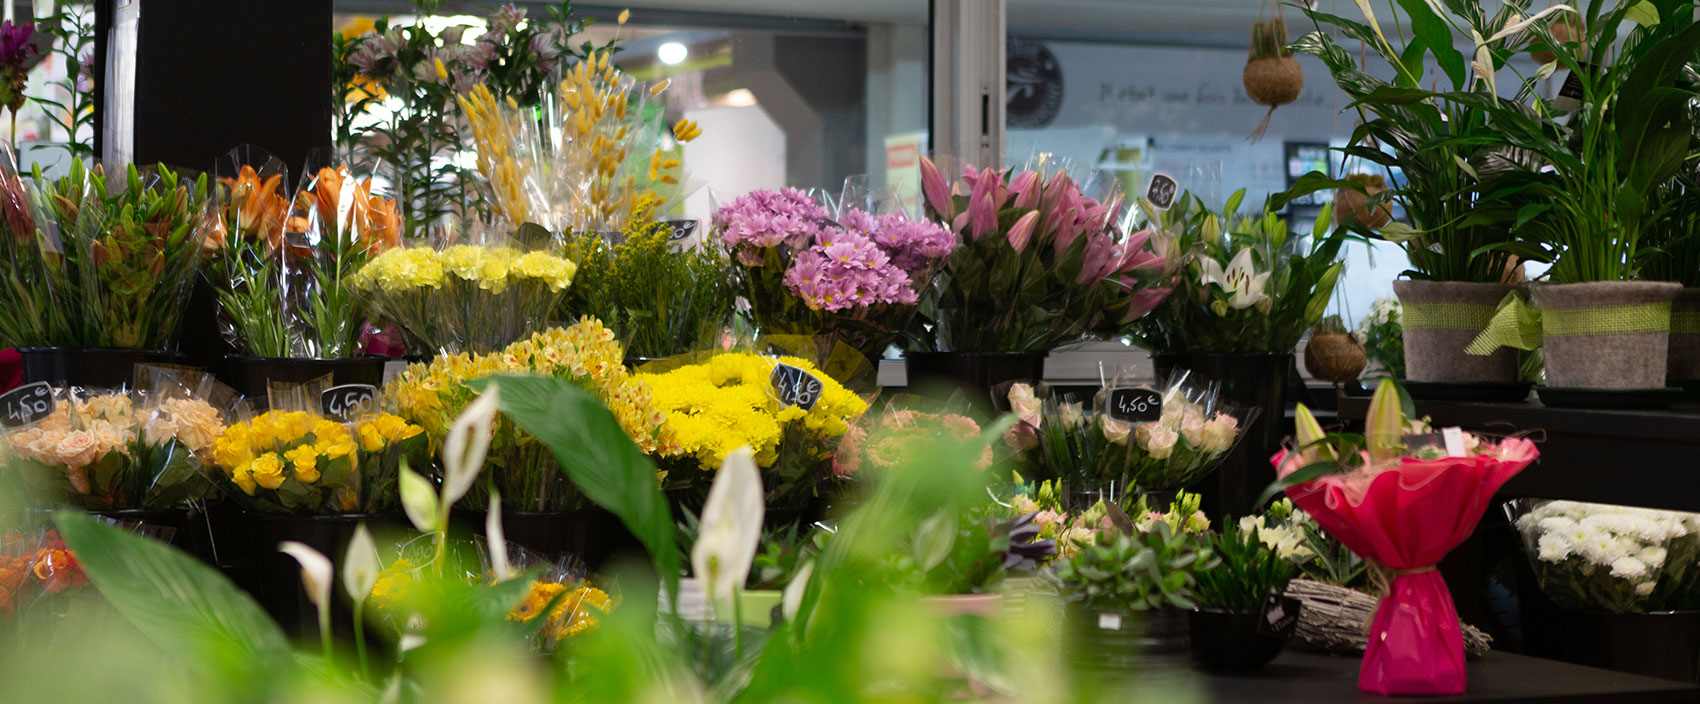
(1303, 314, 1365, 386)
(1128, 190, 1342, 516)
(1052, 522, 1217, 674)
(1291, 0, 1535, 388)
(1355, 297, 1405, 381)
(1446, 5, 1700, 397)
(1190, 519, 1300, 672)
(1642, 127, 1700, 392)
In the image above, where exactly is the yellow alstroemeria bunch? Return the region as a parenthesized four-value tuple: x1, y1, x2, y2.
(211, 409, 425, 514)
(636, 352, 866, 504)
(385, 318, 673, 511)
(349, 244, 578, 355)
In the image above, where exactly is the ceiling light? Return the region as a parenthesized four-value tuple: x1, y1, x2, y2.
(657, 41, 688, 65)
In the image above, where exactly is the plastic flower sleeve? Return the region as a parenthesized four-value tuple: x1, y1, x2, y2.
(0, 143, 71, 348)
(0, 384, 143, 509)
(131, 365, 234, 509)
(1093, 368, 1258, 492)
(279, 156, 403, 358)
(49, 162, 216, 349)
(1508, 499, 1700, 614)
(208, 145, 293, 356)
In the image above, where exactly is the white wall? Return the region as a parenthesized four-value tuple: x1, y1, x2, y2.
(681, 103, 787, 222)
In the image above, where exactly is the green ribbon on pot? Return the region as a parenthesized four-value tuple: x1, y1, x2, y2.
(1672, 311, 1700, 336)
(1401, 301, 1498, 331)
(1468, 293, 1673, 355)
(1465, 292, 1542, 355)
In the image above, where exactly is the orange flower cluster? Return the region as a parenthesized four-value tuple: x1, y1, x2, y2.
(0, 529, 89, 617)
(288, 166, 402, 258)
(208, 165, 290, 255)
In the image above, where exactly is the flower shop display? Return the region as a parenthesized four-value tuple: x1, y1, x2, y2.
(909, 156, 1170, 401)
(1130, 190, 1342, 516)
(634, 351, 866, 512)
(1189, 519, 1300, 673)
(1448, 5, 1700, 395)
(211, 405, 423, 516)
(712, 187, 956, 367)
(386, 321, 671, 520)
(0, 146, 65, 352)
(455, 20, 701, 235)
(833, 401, 990, 479)
(1293, 0, 1536, 387)
(1302, 315, 1365, 385)
(208, 150, 399, 396)
(1642, 164, 1700, 391)
(1510, 499, 1700, 682)
(348, 241, 577, 356)
(1270, 379, 1539, 695)
(559, 220, 735, 361)
(1356, 297, 1404, 380)
(1003, 374, 1249, 502)
(15, 159, 217, 386)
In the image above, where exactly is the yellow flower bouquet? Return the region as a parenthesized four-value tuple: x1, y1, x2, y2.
(211, 408, 425, 514)
(348, 242, 578, 355)
(635, 352, 867, 506)
(1, 370, 234, 510)
(385, 319, 672, 512)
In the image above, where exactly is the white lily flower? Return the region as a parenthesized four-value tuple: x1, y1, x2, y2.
(488, 485, 513, 581)
(1198, 249, 1270, 310)
(343, 524, 382, 602)
(279, 541, 334, 610)
(691, 446, 765, 613)
(399, 461, 441, 533)
(443, 384, 500, 507)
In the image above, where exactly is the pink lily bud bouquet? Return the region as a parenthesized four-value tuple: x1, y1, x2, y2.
(914, 156, 1171, 353)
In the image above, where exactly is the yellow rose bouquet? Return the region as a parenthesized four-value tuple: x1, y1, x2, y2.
(385, 319, 672, 512)
(0, 370, 234, 510)
(211, 406, 425, 514)
(349, 242, 577, 356)
(635, 351, 867, 507)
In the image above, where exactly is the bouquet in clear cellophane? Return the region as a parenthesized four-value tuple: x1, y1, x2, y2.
(558, 219, 737, 360)
(632, 347, 868, 509)
(0, 143, 71, 349)
(210, 148, 402, 358)
(348, 220, 578, 356)
(0, 521, 173, 627)
(383, 320, 673, 512)
(210, 377, 425, 514)
(456, 43, 703, 235)
(1272, 379, 1538, 695)
(0, 366, 233, 511)
(711, 182, 958, 368)
(37, 158, 217, 349)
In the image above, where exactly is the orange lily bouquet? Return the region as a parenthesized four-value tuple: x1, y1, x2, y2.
(207, 147, 402, 358)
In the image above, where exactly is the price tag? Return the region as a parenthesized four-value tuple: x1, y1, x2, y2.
(665, 219, 699, 242)
(1097, 611, 1124, 631)
(1145, 172, 1179, 211)
(769, 364, 823, 411)
(0, 382, 55, 429)
(1552, 63, 1592, 113)
(1106, 387, 1163, 423)
(321, 384, 378, 422)
(1257, 593, 1300, 637)
(1442, 426, 1468, 458)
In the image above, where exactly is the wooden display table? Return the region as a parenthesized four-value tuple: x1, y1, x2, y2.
(1201, 650, 1698, 703)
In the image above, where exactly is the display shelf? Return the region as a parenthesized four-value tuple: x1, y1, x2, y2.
(1201, 650, 1698, 703)
(1336, 399, 1700, 513)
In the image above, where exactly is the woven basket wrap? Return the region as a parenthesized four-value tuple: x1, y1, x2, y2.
(1394, 280, 1519, 383)
(1669, 289, 1700, 381)
(1530, 281, 1681, 389)
(1284, 579, 1492, 657)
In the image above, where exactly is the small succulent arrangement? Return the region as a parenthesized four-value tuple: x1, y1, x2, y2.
(1053, 521, 1218, 611)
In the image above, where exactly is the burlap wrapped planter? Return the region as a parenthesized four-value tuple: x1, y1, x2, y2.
(1531, 281, 1681, 389)
(1393, 280, 1519, 383)
(1669, 288, 1700, 382)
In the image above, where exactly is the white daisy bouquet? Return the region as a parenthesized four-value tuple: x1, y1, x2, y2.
(1512, 500, 1700, 614)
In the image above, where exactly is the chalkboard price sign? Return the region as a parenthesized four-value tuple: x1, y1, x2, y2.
(322, 384, 378, 422)
(1146, 173, 1179, 211)
(1106, 387, 1163, 423)
(770, 364, 823, 411)
(0, 382, 55, 429)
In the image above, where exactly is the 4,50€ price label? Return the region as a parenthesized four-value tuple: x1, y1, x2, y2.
(1106, 387, 1163, 423)
(0, 382, 55, 429)
(322, 384, 378, 422)
(770, 364, 823, 411)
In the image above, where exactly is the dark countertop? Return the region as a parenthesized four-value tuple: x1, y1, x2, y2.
(1202, 650, 1699, 703)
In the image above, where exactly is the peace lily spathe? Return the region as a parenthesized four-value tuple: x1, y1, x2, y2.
(1199, 248, 1270, 312)
(443, 383, 500, 505)
(343, 523, 381, 602)
(279, 541, 334, 609)
(691, 446, 765, 610)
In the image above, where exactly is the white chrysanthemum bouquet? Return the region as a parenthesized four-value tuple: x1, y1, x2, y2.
(1513, 500, 1700, 614)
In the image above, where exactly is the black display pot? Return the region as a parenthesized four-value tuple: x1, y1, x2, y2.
(450, 506, 644, 570)
(1151, 352, 1292, 519)
(242, 512, 408, 636)
(93, 507, 219, 566)
(224, 356, 389, 400)
(902, 351, 1047, 414)
(1068, 605, 1191, 675)
(18, 347, 186, 388)
(1189, 607, 1292, 673)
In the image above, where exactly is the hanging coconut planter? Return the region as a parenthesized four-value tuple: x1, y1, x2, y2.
(1333, 174, 1393, 230)
(1304, 316, 1366, 385)
(1245, 13, 1304, 142)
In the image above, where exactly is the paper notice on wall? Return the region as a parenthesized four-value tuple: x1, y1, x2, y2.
(884, 130, 926, 216)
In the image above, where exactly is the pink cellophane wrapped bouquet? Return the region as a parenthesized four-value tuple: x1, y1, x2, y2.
(1271, 379, 1538, 696)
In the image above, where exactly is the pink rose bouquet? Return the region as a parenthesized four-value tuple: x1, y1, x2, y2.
(915, 157, 1171, 352)
(713, 187, 956, 364)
